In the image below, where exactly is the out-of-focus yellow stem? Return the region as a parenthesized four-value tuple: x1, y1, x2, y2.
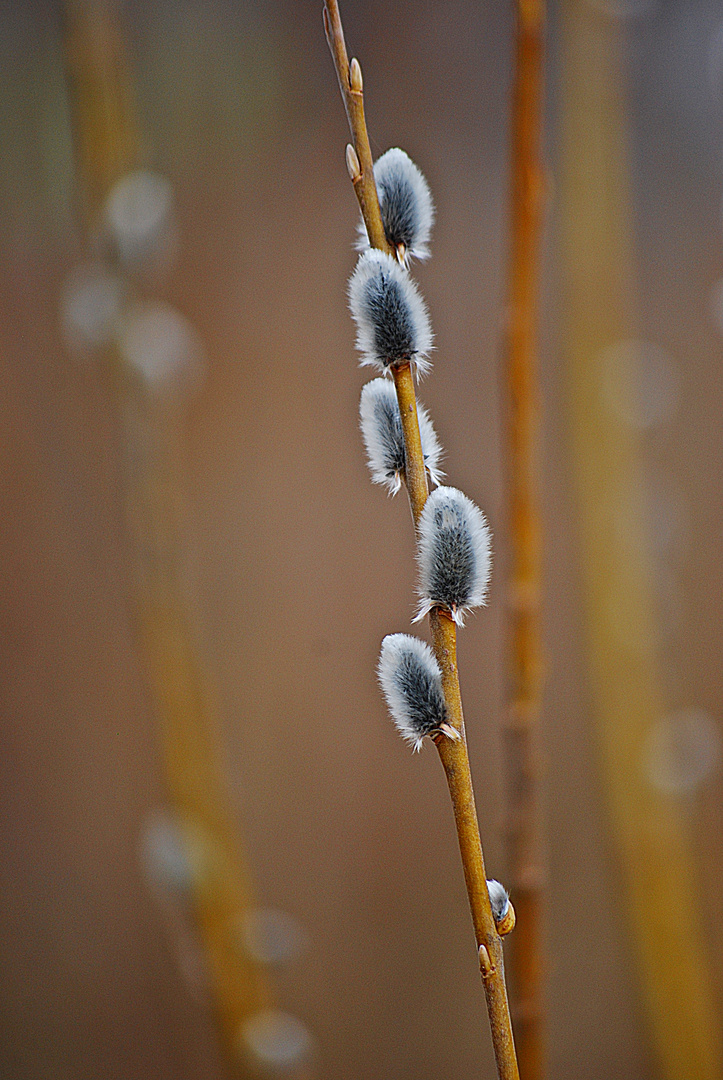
(503, 1, 547, 1076)
(559, 5, 722, 1078)
(118, 398, 275, 1065)
(63, 4, 280, 1075)
(63, 0, 141, 230)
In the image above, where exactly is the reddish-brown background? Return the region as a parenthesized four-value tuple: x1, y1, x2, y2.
(1, 1, 722, 1077)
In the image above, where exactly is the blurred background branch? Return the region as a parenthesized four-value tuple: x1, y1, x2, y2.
(502, 0, 547, 1075)
(62, 2, 311, 1076)
(559, 3, 722, 1077)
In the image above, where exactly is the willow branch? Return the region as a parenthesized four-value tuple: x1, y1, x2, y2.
(325, 7, 519, 1077)
(430, 610, 519, 1080)
(323, 1, 392, 256)
(392, 363, 429, 521)
(503, 1, 546, 1076)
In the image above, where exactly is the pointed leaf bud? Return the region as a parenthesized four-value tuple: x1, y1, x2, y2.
(356, 148, 435, 263)
(378, 634, 457, 751)
(346, 144, 361, 182)
(348, 249, 433, 376)
(414, 486, 492, 626)
(349, 57, 363, 92)
(359, 378, 444, 494)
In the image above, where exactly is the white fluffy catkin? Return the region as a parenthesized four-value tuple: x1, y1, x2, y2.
(359, 378, 444, 494)
(348, 250, 433, 377)
(356, 148, 435, 263)
(414, 486, 492, 626)
(378, 634, 451, 751)
(487, 879, 511, 923)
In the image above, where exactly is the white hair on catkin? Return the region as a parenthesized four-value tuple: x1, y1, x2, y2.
(348, 250, 433, 377)
(414, 486, 492, 626)
(359, 378, 444, 494)
(378, 634, 449, 751)
(487, 879, 511, 923)
(356, 148, 435, 264)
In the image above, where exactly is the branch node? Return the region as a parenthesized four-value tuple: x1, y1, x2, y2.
(437, 722, 462, 742)
(478, 943, 495, 978)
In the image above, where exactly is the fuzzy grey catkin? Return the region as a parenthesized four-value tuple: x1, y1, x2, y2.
(348, 250, 433, 376)
(356, 148, 435, 263)
(359, 378, 444, 494)
(378, 633, 454, 751)
(487, 879, 511, 923)
(414, 486, 492, 626)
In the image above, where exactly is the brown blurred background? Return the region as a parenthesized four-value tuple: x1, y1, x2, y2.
(1, 1, 723, 1078)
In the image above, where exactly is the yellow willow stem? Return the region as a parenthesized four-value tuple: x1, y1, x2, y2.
(324, 6, 519, 1077)
(392, 362, 429, 522)
(323, 1, 392, 256)
(431, 609, 519, 1080)
(503, 0, 547, 1076)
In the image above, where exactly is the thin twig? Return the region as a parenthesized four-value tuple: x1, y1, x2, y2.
(323, 1, 392, 257)
(503, 1, 547, 1077)
(324, 6, 519, 1077)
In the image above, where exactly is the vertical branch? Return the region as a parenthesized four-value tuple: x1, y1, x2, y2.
(63, 0, 141, 231)
(62, 4, 292, 1076)
(391, 363, 429, 523)
(430, 609, 519, 1080)
(559, 4, 723, 1078)
(503, 1, 546, 1077)
(324, 6, 519, 1078)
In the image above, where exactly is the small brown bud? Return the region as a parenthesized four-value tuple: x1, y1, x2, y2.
(496, 902, 516, 937)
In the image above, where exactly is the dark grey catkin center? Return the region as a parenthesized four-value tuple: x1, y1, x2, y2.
(379, 173, 418, 251)
(394, 650, 446, 736)
(365, 271, 416, 366)
(374, 393, 405, 477)
(429, 502, 476, 608)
